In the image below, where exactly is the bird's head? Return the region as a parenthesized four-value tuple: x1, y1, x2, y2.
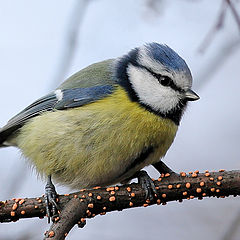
(114, 42, 199, 125)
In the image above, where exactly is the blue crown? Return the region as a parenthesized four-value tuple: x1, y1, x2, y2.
(145, 43, 191, 75)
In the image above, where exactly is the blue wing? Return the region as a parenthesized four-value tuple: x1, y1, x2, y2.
(0, 85, 114, 144)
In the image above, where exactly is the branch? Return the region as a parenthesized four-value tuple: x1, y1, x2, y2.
(222, 209, 240, 240)
(226, 0, 240, 32)
(0, 170, 239, 239)
(198, 0, 228, 53)
(49, 0, 90, 90)
(194, 37, 240, 90)
(198, 0, 240, 53)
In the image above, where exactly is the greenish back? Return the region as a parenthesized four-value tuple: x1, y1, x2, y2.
(58, 59, 115, 90)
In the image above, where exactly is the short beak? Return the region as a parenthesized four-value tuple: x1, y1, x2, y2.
(185, 89, 200, 101)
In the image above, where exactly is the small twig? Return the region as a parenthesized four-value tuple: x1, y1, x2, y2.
(222, 209, 240, 240)
(145, 0, 165, 15)
(194, 37, 240, 90)
(198, 0, 228, 53)
(198, 0, 240, 53)
(0, 170, 239, 239)
(226, 0, 240, 32)
(49, 0, 90, 90)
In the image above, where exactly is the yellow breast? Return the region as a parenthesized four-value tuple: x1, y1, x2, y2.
(17, 87, 178, 189)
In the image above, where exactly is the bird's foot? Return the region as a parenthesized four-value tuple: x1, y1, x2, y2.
(78, 219, 86, 228)
(45, 175, 59, 223)
(137, 170, 157, 202)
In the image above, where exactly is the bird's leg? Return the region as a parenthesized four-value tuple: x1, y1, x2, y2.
(45, 175, 58, 223)
(152, 161, 179, 176)
(136, 170, 158, 202)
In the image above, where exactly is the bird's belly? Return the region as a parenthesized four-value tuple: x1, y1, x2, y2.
(16, 88, 178, 189)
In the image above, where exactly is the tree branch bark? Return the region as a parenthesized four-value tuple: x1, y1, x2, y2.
(0, 170, 239, 239)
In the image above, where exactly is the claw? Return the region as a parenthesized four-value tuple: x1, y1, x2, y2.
(137, 170, 157, 201)
(45, 175, 58, 223)
(78, 219, 86, 228)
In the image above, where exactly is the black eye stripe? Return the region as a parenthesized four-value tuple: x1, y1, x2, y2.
(136, 65, 183, 92)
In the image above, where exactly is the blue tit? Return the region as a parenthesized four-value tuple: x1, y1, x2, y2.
(0, 43, 199, 216)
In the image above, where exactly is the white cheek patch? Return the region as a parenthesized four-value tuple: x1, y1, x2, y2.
(127, 65, 180, 114)
(54, 89, 63, 101)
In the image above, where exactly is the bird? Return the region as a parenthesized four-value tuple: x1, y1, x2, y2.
(0, 42, 199, 220)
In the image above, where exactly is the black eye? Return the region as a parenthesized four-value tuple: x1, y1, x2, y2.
(158, 76, 171, 86)
(141, 66, 173, 87)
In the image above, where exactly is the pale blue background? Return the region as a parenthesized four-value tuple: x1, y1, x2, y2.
(0, 1, 240, 239)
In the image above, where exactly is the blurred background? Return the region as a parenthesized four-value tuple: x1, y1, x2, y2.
(0, 0, 240, 239)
